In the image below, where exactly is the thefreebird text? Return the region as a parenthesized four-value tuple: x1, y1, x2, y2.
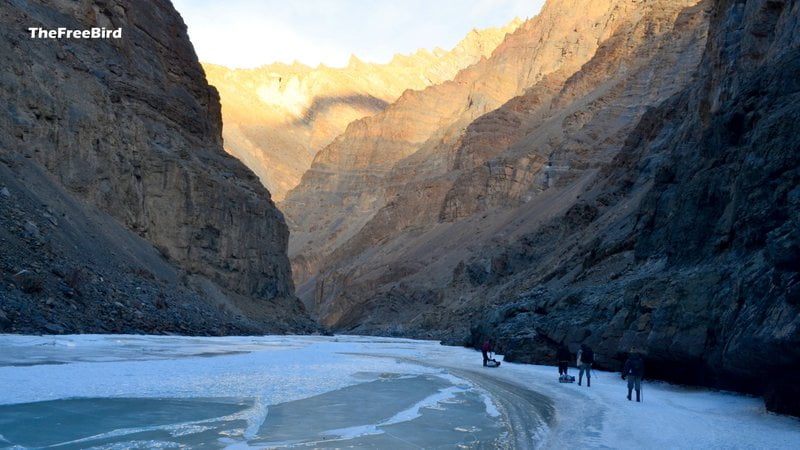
(28, 27, 122, 39)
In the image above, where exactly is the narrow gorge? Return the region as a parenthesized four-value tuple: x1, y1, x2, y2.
(247, 0, 798, 415)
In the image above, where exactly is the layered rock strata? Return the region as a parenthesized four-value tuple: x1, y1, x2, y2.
(283, 0, 707, 319)
(285, 0, 654, 286)
(0, 0, 316, 333)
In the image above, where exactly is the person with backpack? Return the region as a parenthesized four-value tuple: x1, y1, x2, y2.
(622, 351, 645, 402)
(557, 343, 571, 376)
(481, 339, 493, 367)
(577, 343, 594, 386)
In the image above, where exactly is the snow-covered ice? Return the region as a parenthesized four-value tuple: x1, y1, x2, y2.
(0, 334, 797, 449)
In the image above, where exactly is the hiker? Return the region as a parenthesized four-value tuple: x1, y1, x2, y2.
(481, 339, 493, 367)
(557, 343, 571, 376)
(577, 343, 594, 386)
(622, 352, 645, 402)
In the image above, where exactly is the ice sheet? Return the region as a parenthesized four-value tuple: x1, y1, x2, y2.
(0, 335, 509, 448)
(0, 334, 798, 449)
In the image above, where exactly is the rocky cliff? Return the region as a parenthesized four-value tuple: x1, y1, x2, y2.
(283, 0, 678, 287)
(0, 0, 317, 334)
(283, 0, 707, 313)
(203, 20, 520, 201)
(282, 0, 799, 415)
(468, 0, 800, 416)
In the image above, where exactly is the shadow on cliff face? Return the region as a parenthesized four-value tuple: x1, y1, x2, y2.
(295, 95, 390, 125)
(466, 0, 800, 417)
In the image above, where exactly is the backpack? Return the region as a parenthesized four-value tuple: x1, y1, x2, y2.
(582, 348, 594, 364)
(631, 357, 644, 376)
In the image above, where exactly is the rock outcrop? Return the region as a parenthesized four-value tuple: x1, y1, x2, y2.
(281, 0, 799, 415)
(203, 20, 521, 201)
(0, 0, 317, 334)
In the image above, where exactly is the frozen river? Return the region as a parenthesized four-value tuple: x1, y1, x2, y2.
(0, 335, 546, 448)
(0, 334, 798, 449)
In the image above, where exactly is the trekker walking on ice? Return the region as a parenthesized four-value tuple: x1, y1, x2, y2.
(577, 343, 594, 386)
(622, 351, 645, 402)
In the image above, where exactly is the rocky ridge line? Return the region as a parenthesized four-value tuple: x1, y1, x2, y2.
(203, 19, 521, 201)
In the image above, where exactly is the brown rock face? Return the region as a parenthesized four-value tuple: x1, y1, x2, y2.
(203, 20, 520, 201)
(281, 0, 799, 415)
(0, 0, 315, 333)
(282, 0, 706, 318)
(472, 0, 800, 416)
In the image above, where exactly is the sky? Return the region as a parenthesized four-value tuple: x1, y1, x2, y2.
(172, 0, 545, 68)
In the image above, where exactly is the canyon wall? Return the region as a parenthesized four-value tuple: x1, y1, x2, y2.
(469, 0, 799, 415)
(203, 20, 520, 201)
(284, 0, 675, 287)
(0, 0, 316, 334)
(282, 0, 799, 415)
(283, 0, 707, 318)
